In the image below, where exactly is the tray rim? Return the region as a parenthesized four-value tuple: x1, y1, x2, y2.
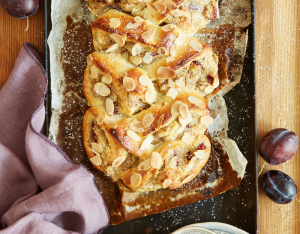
(44, 0, 258, 233)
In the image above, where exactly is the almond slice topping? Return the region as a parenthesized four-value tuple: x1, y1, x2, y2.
(169, 156, 178, 168)
(179, 112, 192, 127)
(104, 119, 118, 129)
(123, 77, 136, 91)
(102, 74, 112, 84)
(110, 34, 125, 47)
(130, 172, 141, 187)
(97, 110, 106, 124)
(90, 155, 102, 165)
(154, 2, 167, 13)
(106, 98, 114, 115)
(139, 75, 152, 87)
(140, 134, 154, 150)
(106, 44, 119, 53)
(194, 150, 206, 160)
(151, 152, 162, 169)
(90, 65, 98, 78)
(94, 83, 111, 96)
(112, 156, 126, 167)
(132, 44, 141, 56)
(147, 2, 159, 13)
(188, 40, 203, 52)
(182, 132, 194, 143)
(138, 159, 151, 171)
(108, 53, 121, 60)
(170, 45, 177, 57)
(145, 88, 157, 103)
(213, 75, 219, 88)
(175, 34, 189, 46)
(162, 179, 172, 188)
(91, 142, 103, 154)
(157, 67, 176, 79)
(109, 18, 121, 28)
(187, 156, 197, 171)
(134, 16, 144, 23)
(179, 103, 189, 119)
(130, 56, 142, 66)
(143, 113, 154, 128)
(142, 29, 155, 42)
(127, 130, 141, 141)
(130, 119, 144, 132)
(126, 22, 142, 30)
(158, 47, 168, 55)
(166, 87, 178, 100)
(87, 54, 93, 65)
(143, 52, 153, 64)
(188, 96, 206, 109)
(161, 24, 177, 32)
(201, 116, 214, 126)
(182, 174, 194, 184)
(204, 86, 215, 94)
(171, 101, 183, 116)
(97, 32, 104, 44)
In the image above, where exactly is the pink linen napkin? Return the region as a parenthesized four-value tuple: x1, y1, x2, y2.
(0, 43, 109, 234)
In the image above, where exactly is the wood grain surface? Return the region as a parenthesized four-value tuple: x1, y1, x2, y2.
(0, 1, 299, 233)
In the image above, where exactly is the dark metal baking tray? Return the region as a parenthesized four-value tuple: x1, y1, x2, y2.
(44, 0, 257, 233)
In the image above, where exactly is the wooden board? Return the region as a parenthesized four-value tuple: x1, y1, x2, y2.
(0, 0, 299, 233)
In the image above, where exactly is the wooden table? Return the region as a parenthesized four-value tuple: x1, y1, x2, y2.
(0, 1, 299, 233)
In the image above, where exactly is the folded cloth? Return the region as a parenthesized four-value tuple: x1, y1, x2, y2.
(0, 43, 109, 234)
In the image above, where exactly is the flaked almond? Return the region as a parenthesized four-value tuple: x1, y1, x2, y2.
(109, 18, 121, 28)
(151, 152, 162, 169)
(132, 44, 141, 56)
(179, 103, 189, 119)
(158, 47, 168, 55)
(154, 2, 167, 13)
(140, 134, 154, 150)
(91, 142, 103, 154)
(201, 116, 214, 126)
(112, 156, 126, 167)
(110, 34, 125, 46)
(175, 34, 189, 46)
(213, 75, 219, 88)
(94, 83, 111, 96)
(90, 65, 98, 78)
(130, 56, 142, 66)
(170, 45, 177, 57)
(108, 53, 121, 60)
(104, 119, 118, 129)
(194, 150, 206, 160)
(162, 179, 172, 188)
(161, 24, 177, 32)
(138, 159, 151, 171)
(102, 74, 112, 84)
(157, 67, 176, 79)
(123, 77, 136, 91)
(97, 32, 104, 44)
(171, 101, 183, 116)
(130, 119, 144, 132)
(127, 130, 141, 141)
(106, 98, 114, 115)
(189, 40, 203, 52)
(142, 29, 155, 41)
(175, 79, 186, 91)
(90, 155, 102, 165)
(145, 88, 157, 103)
(87, 54, 93, 65)
(147, 2, 159, 13)
(139, 75, 152, 87)
(179, 112, 192, 127)
(106, 44, 119, 53)
(187, 156, 197, 171)
(166, 87, 178, 99)
(97, 110, 106, 124)
(126, 22, 142, 29)
(188, 96, 206, 109)
(142, 52, 153, 64)
(169, 156, 178, 168)
(182, 132, 194, 143)
(143, 113, 154, 128)
(130, 172, 141, 187)
(166, 56, 175, 62)
(122, 34, 127, 41)
(134, 16, 144, 23)
(182, 174, 194, 184)
(204, 86, 215, 94)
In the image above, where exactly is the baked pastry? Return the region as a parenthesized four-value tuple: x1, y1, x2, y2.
(85, 0, 218, 34)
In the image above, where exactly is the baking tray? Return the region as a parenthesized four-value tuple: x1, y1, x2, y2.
(44, 1, 258, 233)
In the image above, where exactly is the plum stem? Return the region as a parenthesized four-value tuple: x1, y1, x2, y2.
(258, 160, 266, 177)
(24, 17, 29, 31)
